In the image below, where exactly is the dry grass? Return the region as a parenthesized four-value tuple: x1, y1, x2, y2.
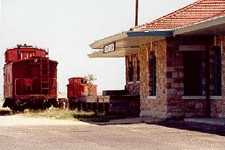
(24, 107, 95, 120)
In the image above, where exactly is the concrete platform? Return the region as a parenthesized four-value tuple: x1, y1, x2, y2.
(97, 117, 225, 127)
(182, 118, 225, 135)
(184, 118, 225, 126)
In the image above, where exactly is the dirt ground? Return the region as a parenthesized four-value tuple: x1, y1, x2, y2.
(0, 115, 225, 150)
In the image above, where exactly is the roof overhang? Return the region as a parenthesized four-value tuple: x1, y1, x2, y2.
(174, 15, 225, 36)
(89, 31, 172, 58)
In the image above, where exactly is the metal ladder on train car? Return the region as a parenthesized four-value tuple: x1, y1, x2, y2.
(40, 58, 50, 95)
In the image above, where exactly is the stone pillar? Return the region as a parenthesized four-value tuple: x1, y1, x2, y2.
(210, 35, 225, 118)
(166, 39, 185, 118)
(139, 40, 168, 119)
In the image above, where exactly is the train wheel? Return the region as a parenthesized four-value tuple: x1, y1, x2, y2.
(14, 101, 25, 113)
(10, 104, 24, 113)
(42, 100, 51, 109)
(3, 99, 9, 108)
(68, 99, 75, 110)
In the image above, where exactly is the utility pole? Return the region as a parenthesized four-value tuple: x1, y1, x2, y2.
(135, 0, 139, 27)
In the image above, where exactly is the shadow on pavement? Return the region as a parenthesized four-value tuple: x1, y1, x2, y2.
(78, 116, 143, 125)
(152, 119, 225, 136)
(80, 116, 225, 136)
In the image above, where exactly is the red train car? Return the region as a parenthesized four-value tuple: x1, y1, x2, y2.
(67, 77, 97, 99)
(3, 44, 58, 111)
(67, 77, 97, 109)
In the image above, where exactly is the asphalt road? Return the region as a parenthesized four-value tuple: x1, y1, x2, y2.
(0, 116, 225, 150)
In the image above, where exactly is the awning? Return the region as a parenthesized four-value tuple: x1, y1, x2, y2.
(89, 31, 172, 58)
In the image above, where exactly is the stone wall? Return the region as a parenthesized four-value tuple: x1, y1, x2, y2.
(138, 35, 225, 119)
(211, 100, 225, 118)
(166, 38, 184, 118)
(139, 40, 168, 119)
(184, 100, 208, 117)
(125, 82, 140, 96)
(166, 36, 214, 118)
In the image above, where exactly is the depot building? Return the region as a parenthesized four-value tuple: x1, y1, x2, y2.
(89, 0, 225, 119)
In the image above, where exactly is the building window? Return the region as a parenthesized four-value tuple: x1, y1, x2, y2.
(149, 52, 156, 96)
(211, 46, 222, 96)
(137, 58, 140, 81)
(128, 57, 134, 82)
(183, 51, 203, 96)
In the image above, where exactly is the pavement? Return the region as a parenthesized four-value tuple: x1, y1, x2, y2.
(0, 115, 225, 150)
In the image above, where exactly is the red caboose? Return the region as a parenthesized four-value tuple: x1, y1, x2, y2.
(3, 44, 58, 111)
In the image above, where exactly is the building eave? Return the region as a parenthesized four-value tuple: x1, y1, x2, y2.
(90, 32, 128, 49)
(89, 30, 172, 58)
(90, 31, 173, 49)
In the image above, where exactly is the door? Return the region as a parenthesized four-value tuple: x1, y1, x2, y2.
(183, 51, 204, 96)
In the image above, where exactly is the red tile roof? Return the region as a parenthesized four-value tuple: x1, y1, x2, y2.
(134, 0, 225, 31)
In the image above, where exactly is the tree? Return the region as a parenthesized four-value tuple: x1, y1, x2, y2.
(84, 74, 96, 84)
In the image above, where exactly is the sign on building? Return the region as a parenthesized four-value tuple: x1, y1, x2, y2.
(103, 42, 116, 53)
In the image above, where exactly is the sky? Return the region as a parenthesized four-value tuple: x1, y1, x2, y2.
(0, 0, 195, 95)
